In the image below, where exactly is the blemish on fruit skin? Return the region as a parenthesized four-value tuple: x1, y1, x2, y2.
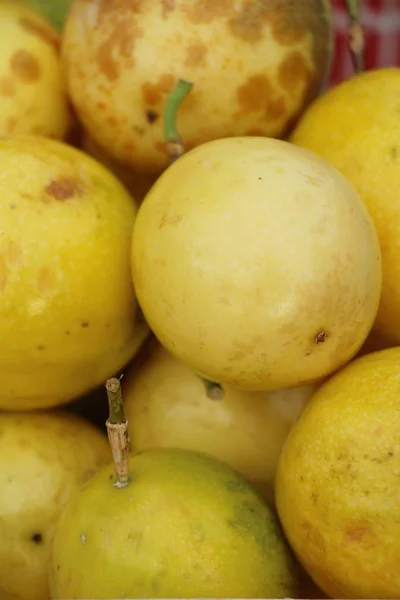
(185, 42, 208, 68)
(0, 76, 15, 96)
(141, 74, 176, 106)
(278, 51, 311, 93)
(145, 110, 159, 124)
(390, 147, 399, 160)
(314, 330, 326, 344)
(81, 322, 89, 328)
(95, 21, 143, 81)
(236, 75, 273, 113)
(31, 532, 43, 544)
(45, 177, 81, 201)
(10, 49, 41, 83)
(80, 533, 87, 545)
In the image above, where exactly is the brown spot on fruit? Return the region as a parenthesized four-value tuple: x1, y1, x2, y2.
(45, 177, 81, 201)
(182, 0, 232, 24)
(185, 43, 208, 68)
(265, 96, 286, 121)
(159, 214, 183, 228)
(31, 532, 43, 544)
(5, 118, 17, 134)
(155, 141, 167, 155)
(162, 0, 175, 16)
(18, 17, 60, 52)
(0, 76, 15, 96)
(278, 51, 311, 93)
(237, 75, 273, 112)
(314, 331, 326, 344)
(96, 21, 143, 81)
(145, 110, 159, 124)
(10, 50, 41, 83)
(142, 74, 176, 106)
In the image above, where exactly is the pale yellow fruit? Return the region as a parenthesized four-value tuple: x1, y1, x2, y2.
(0, 410, 110, 600)
(290, 68, 400, 344)
(131, 136, 382, 391)
(61, 0, 333, 173)
(276, 346, 400, 599)
(0, 1, 71, 139)
(49, 448, 299, 599)
(0, 135, 148, 410)
(81, 132, 159, 204)
(123, 341, 317, 504)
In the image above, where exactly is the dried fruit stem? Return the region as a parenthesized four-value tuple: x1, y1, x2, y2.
(203, 378, 224, 400)
(164, 79, 194, 163)
(344, 0, 365, 73)
(105, 377, 130, 488)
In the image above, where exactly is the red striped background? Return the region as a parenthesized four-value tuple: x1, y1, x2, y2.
(329, 0, 400, 86)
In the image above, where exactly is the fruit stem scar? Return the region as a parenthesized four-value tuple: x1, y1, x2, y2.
(163, 78, 194, 163)
(202, 378, 224, 400)
(105, 376, 130, 488)
(344, 0, 364, 73)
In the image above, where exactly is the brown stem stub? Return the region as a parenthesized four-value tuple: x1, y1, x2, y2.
(348, 18, 365, 73)
(105, 377, 130, 488)
(166, 140, 185, 163)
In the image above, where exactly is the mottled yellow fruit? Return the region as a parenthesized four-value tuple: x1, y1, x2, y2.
(0, 410, 110, 600)
(131, 136, 382, 391)
(0, 135, 148, 410)
(290, 68, 400, 344)
(275, 346, 400, 599)
(123, 341, 317, 504)
(0, 1, 71, 139)
(81, 132, 159, 204)
(61, 0, 332, 173)
(49, 448, 299, 599)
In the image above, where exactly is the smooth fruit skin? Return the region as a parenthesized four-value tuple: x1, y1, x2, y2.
(61, 0, 332, 173)
(0, 411, 110, 600)
(131, 136, 382, 391)
(275, 347, 400, 599)
(0, 1, 71, 139)
(49, 448, 299, 599)
(0, 135, 148, 410)
(290, 68, 400, 344)
(123, 341, 317, 505)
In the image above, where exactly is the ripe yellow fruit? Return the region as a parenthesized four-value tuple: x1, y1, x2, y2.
(50, 448, 299, 599)
(0, 410, 110, 600)
(290, 67, 400, 344)
(131, 136, 382, 391)
(0, 135, 148, 410)
(0, 1, 71, 139)
(276, 346, 400, 599)
(123, 342, 317, 504)
(61, 0, 332, 172)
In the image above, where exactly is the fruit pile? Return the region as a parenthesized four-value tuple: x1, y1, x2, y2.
(1, 1, 399, 600)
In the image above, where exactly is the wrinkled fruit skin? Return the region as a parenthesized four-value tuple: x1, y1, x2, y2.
(123, 341, 317, 505)
(0, 411, 110, 600)
(0, 1, 71, 139)
(0, 135, 148, 410)
(61, 0, 333, 173)
(290, 67, 400, 345)
(276, 347, 400, 599)
(50, 448, 299, 599)
(131, 136, 382, 391)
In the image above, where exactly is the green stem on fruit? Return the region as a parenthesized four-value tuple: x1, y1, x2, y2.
(105, 377, 130, 488)
(344, 0, 365, 74)
(203, 378, 224, 400)
(164, 79, 194, 163)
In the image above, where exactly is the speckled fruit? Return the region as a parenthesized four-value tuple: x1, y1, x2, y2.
(0, 1, 71, 139)
(49, 448, 299, 599)
(131, 136, 382, 391)
(123, 342, 317, 505)
(290, 68, 400, 345)
(61, 0, 332, 173)
(81, 131, 158, 204)
(276, 347, 400, 599)
(0, 135, 148, 410)
(0, 410, 110, 600)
